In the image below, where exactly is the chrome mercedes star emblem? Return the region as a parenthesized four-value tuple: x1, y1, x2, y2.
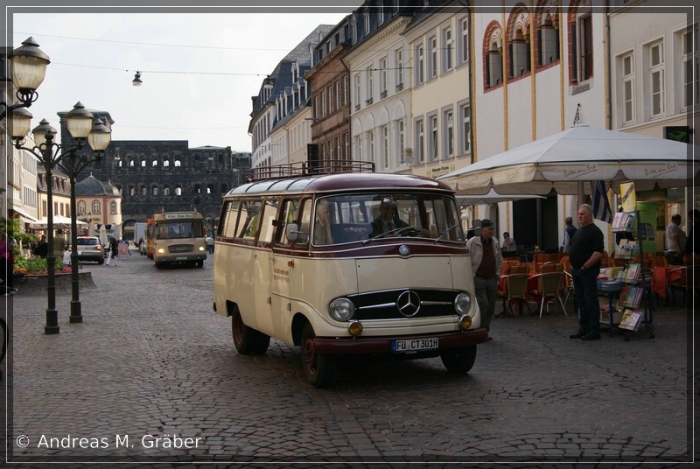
(399, 244, 410, 257)
(396, 290, 421, 317)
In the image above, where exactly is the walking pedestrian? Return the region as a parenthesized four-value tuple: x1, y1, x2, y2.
(466, 219, 502, 339)
(568, 204, 605, 341)
(206, 235, 215, 254)
(105, 237, 119, 266)
(34, 235, 48, 259)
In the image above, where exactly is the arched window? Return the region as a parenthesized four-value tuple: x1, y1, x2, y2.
(129, 186, 135, 197)
(195, 184, 202, 194)
(164, 186, 170, 196)
(568, 0, 594, 84)
(536, 4, 560, 67)
(174, 160, 181, 167)
(175, 185, 182, 196)
(207, 184, 214, 194)
(483, 21, 504, 89)
(141, 186, 147, 196)
(152, 186, 159, 196)
(129, 159, 135, 167)
(507, 8, 531, 79)
(152, 160, 158, 167)
(92, 200, 100, 214)
(78, 201, 86, 215)
(163, 160, 170, 167)
(117, 160, 123, 168)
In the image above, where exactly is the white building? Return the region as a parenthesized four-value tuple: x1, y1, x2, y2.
(471, 1, 608, 251)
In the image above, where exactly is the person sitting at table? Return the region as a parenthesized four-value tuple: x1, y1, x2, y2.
(502, 232, 517, 257)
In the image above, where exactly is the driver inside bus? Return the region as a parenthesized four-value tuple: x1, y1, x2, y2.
(370, 199, 408, 238)
(313, 199, 335, 245)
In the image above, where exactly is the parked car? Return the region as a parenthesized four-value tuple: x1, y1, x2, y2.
(75, 236, 105, 265)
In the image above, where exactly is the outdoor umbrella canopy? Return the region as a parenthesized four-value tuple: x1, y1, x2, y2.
(455, 188, 545, 207)
(30, 216, 87, 230)
(439, 125, 699, 196)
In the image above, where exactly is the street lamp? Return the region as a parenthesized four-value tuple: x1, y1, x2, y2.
(11, 102, 111, 334)
(0, 37, 50, 120)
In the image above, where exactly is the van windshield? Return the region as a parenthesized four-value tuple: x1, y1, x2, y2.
(312, 193, 464, 245)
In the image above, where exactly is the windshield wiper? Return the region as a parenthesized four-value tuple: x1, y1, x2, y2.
(434, 224, 462, 243)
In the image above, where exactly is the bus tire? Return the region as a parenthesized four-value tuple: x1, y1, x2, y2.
(440, 345, 477, 374)
(231, 310, 269, 355)
(197, 260, 204, 268)
(300, 322, 335, 388)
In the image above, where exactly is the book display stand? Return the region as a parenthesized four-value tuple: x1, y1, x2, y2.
(610, 209, 655, 341)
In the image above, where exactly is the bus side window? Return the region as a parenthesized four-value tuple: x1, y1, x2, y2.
(221, 201, 240, 238)
(238, 200, 262, 241)
(259, 199, 278, 245)
(276, 199, 299, 245)
(295, 199, 312, 246)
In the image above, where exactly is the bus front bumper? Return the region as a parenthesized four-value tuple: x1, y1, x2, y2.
(310, 329, 488, 355)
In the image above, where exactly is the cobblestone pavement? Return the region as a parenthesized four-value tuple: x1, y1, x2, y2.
(1, 248, 696, 467)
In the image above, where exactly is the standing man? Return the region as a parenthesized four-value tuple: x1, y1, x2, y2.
(467, 219, 502, 339)
(568, 204, 605, 341)
(53, 229, 68, 257)
(561, 216, 577, 253)
(665, 214, 687, 265)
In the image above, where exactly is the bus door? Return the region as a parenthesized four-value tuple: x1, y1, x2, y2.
(254, 198, 279, 334)
(233, 199, 263, 328)
(269, 198, 312, 336)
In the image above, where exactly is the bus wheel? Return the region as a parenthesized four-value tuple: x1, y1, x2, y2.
(197, 260, 204, 268)
(231, 310, 269, 355)
(300, 322, 335, 387)
(440, 345, 477, 374)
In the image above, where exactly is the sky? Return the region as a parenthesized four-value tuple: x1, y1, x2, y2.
(7, 4, 361, 152)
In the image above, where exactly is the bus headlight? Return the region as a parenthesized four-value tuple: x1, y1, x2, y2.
(454, 292, 472, 316)
(157, 248, 165, 254)
(329, 298, 355, 321)
(199, 246, 206, 252)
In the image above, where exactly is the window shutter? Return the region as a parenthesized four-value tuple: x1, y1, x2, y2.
(570, 23, 577, 80)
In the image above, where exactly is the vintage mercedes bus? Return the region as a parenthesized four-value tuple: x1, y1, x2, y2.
(212, 162, 487, 387)
(151, 211, 207, 268)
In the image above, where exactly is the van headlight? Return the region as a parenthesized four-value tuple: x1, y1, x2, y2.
(454, 292, 472, 315)
(329, 298, 355, 321)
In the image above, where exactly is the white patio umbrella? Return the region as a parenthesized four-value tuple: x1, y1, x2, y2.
(30, 216, 87, 230)
(439, 125, 699, 198)
(455, 188, 545, 207)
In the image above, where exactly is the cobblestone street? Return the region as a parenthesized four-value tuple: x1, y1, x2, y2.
(2, 248, 695, 466)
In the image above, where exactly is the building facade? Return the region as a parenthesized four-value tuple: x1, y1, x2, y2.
(249, 25, 335, 170)
(75, 173, 122, 237)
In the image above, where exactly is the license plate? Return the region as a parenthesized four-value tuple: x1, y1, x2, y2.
(392, 337, 439, 352)
(176, 256, 188, 260)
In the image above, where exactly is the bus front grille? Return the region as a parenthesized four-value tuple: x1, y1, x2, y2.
(168, 244, 193, 253)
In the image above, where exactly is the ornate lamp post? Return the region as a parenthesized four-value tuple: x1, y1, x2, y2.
(10, 102, 111, 334)
(0, 37, 50, 120)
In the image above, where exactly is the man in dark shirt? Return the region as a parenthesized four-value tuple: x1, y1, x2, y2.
(568, 204, 605, 341)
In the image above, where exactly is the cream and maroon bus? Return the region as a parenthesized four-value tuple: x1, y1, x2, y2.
(212, 162, 487, 387)
(152, 211, 207, 268)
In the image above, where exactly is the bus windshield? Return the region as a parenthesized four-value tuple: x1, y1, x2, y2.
(312, 192, 464, 245)
(155, 221, 204, 239)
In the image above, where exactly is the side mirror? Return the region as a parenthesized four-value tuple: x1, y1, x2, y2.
(286, 223, 299, 241)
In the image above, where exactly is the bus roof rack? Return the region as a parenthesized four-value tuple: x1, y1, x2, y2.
(249, 159, 375, 182)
